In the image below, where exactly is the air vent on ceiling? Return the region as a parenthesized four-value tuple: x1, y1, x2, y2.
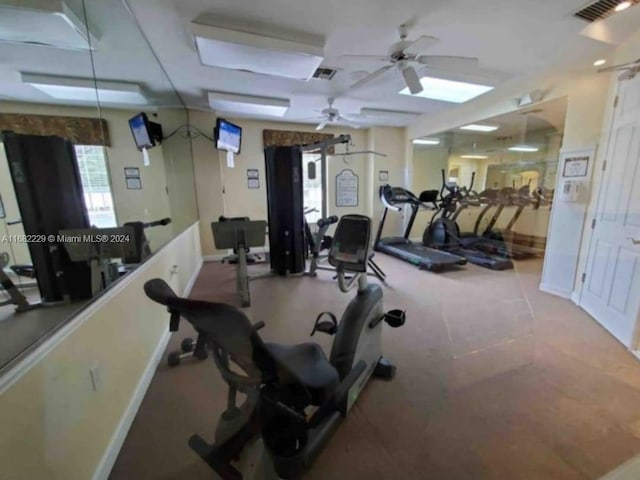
(313, 67, 338, 80)
(573, 0, 638, 23)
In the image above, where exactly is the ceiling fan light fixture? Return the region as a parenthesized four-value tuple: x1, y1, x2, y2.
(399, 76, 493, 103)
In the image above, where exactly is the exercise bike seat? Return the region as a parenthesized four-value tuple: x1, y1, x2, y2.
(264, 342, 339, 405)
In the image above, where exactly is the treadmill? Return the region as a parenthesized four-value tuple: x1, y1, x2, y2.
(424, 172, 513, 271)
(475, 187, 538, 259)
(374, 185, 467, 272)
(459, 186, 538, 259)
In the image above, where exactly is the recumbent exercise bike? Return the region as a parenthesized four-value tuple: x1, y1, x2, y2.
(144, 214, 405, 479)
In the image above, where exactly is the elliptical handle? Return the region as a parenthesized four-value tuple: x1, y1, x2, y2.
(317, 215, 339, 228)
(469, 172, 476, 191)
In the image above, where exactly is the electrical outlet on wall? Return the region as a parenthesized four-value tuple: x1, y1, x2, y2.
(89, 365, 103, 392)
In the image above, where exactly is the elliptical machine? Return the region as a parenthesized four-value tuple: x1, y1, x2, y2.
(144, 214, 405, 479)
(423, 170, 514, 270)
(304, 212, 387, 282)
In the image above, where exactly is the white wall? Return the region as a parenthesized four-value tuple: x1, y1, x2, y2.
(0, 222, 202, 480)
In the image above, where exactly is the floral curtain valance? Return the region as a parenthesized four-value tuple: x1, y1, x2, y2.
(263, 129, 335, 154)
(0, 113, 111, 147)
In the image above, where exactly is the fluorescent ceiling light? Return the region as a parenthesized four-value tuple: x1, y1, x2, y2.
(208, 91, 290, 117)
(0, 0, 97, 50)
(191, 21, 324, 80)
(508, 145, 539, 152)
(360, 108, 420, 119)
(21, 73, 147, 104)
(593, 59, 607, 66)
(461, 154, 489, 159)
(460, 123, 499, 132)
(399, 76, 494, 103)
(615, 1, 632, 12)
(413, 138, 440, 145)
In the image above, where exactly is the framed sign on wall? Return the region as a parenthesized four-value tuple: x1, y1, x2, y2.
(562, 155, 590, 178)
(336, 169, 358, 207)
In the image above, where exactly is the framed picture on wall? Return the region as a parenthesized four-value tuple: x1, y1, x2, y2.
(247, 169, 259, 179)
(379, 170, 389, 181)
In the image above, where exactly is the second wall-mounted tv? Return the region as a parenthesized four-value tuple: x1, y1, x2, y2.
(128, 112, 163, 151)
(215, 118, 242, 154)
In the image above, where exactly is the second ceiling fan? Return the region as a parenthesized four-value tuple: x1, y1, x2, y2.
(341, 23, 479, 94)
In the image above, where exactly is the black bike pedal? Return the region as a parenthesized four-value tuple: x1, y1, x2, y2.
(315, 321, 337, 335)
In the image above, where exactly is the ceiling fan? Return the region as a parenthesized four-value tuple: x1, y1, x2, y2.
(310, 97, 363, 131)
(598, 58, 640, 80)
(340, 23, 479, 94)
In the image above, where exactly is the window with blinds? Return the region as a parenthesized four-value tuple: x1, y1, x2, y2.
(74, 145, 117, 228)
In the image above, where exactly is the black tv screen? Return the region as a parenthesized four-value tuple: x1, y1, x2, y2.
(214, 118, 242, 154)
(128, 112, 155, 150)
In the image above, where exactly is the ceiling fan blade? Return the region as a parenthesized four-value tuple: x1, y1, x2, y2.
(401, 65, 423, 94)
(348, 65, 393, 91)
(404, 35, 439, 54)
(338, 54, 391, 63)
(417, 55, 479, 70)
(338, 118, 361, 129)
(316, 121, 328, 131)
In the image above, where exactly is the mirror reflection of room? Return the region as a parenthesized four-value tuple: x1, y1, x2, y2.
(0, 0, 198, 370)
(411, 97, 566, 264)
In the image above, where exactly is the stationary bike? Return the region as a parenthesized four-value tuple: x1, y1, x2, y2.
(144, 214, 405, 479)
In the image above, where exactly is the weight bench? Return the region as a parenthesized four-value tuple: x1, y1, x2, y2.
(211, 219, 270, 308)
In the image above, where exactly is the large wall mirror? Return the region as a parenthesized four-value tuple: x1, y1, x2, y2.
(411, 97, 567, 255)
(0, 0, 198, 371)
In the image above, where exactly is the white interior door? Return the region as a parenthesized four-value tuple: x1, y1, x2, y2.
(581, 72, 640, 348)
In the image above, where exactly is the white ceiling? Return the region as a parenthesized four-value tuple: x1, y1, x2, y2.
(0, 0, 633, 126)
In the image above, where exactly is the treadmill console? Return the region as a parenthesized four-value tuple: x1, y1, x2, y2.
(328, 214, 371, 273)
(379, 184, 418, 205)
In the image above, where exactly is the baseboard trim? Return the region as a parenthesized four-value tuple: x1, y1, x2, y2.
(570, 291, 581, 306)
(539, 282, 572, 299)
(183, 257, 203, 296)
(91, 328, 171, 480)
(204, 246, 270, 263)
(92, 255, 202, 480)
(203, 254, 226, 262)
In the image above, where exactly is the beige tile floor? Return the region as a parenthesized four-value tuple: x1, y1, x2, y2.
(110, 256, 640, 480)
